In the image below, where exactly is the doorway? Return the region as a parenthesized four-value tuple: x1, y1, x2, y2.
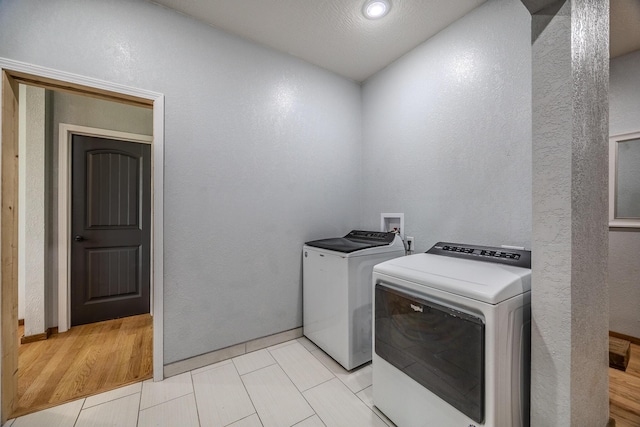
(1, 60, 165, 423)
(18, 87, 152, 416)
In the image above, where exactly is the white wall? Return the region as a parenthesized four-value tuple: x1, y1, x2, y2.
(609, 49, 640, 338)
(0, 0, 362, 364)
(361, 0, 532, 250)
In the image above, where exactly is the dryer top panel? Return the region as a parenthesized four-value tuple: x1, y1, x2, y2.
(373, 250, 531, 305)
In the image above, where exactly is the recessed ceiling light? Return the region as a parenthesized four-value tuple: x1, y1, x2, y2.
(363, 0, 391, 20)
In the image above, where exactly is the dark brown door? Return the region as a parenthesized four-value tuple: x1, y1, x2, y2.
(71, 134, 151, 326)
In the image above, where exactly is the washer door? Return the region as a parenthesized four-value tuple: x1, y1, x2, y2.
(374, 283, 485, 424)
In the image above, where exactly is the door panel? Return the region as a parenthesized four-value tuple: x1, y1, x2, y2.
(86, 150, 140, 228)
(71, 135, 151, 326)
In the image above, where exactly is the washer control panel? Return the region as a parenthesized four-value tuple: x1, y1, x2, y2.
(427, 242, 531, 269)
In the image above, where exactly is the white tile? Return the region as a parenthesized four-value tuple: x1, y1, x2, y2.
(138, 393, 199, 427)
(192, 362, 255, 426)
(227, 413, 264, 427)
(83, 382, 142, 409)
(311, 349, 372, 393)
(303, 378, 387, 427)
(242, 364, 314, 427)
(297, 336, 320, 353)
(12, 399, 83, 427)
(140, 372, 193, 409)
(233, 349, 276, 375)
(269, 342, 334, 391)
(190, 358, 233, 376)
(356, 386, 396, 427)
(294, 415, 326, 426)
(75, 393, 139, 427)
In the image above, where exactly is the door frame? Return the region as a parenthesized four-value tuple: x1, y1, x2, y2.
(0, 58, 165, 422)
(58, 124, 153, 333)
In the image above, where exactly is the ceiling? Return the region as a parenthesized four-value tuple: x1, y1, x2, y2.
(151, 0, 640, 82)
(151, 0, 486, 82)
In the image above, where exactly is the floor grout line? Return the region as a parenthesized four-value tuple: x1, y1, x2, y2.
(232, 354, 263, 427)
(255, 340, 327, 426)
(82, 387, 142, 410)
(138, 390, 195, 412)
(189, 370, 203, 427)
(134, 388, 143, 427)
(272, 341, 334, 426)
(230, 349, 277, 377)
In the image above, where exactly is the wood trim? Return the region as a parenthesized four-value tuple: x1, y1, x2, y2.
(1, 70, 19, 422)
(18, 318, 23, 326)
(6, 70, 152, 109)
(19, 326, 58, 344)
(610, 331, 640, 346)
(20, 330, 49, 345)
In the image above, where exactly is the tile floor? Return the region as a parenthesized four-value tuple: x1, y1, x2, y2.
(3, 337, 396, 427)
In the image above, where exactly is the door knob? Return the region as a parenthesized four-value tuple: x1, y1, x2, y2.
(74, 235, 86, 242)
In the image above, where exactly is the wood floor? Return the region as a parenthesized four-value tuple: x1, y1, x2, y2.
(15, 314, 152, 418)
(610, 343, 640, 426)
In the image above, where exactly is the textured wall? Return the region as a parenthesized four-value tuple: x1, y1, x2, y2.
(531, 0, 609, 425)
(48, 91, 153, 328)
(609, 49, 640, 338)
(568, 0, 609, 424)
(0, 0, 362, 363)
(531, 4, 572, 423)
(361, 0, 532, 251)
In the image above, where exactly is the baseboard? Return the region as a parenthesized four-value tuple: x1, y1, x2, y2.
(609, 330, 640, 346)
(164, 327, 303, 378)
(20, 329, 51, 344)
(20, 326, 59, 344)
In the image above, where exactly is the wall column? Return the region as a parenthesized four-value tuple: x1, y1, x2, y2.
(18, 85, 46, 338)
(528, 0, 609, 425)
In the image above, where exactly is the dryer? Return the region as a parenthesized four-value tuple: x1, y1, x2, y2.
(372, 242, 531, 427)
(303, 230, 405, 370)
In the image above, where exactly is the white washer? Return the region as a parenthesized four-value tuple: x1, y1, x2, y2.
(372, 242, 531, 427)
(303, 230, 405, 370)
